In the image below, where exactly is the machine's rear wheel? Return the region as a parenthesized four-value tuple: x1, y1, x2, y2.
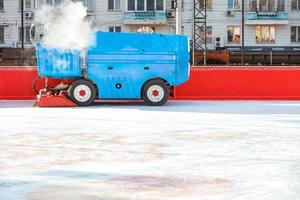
(68, 79, 96, 106)
(142, 79, 170, 106)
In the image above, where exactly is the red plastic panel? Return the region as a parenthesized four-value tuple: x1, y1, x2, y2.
(174, 66, 300, 100)
(0, 67, 38, 100)
(35, 94, 77, 107)
(0, 67, 68, 100)
(1, 66, 300, 100)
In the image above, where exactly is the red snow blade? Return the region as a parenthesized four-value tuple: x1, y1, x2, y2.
(34, 91, 77, 107)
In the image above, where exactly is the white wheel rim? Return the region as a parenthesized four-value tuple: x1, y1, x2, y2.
(147, 85, 164, 103)
(74, 85, 92, 102)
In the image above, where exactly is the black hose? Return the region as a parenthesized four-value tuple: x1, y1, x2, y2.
(32, 76, 41, 95)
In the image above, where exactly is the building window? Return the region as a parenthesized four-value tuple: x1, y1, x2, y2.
(25, 27, 30, 43)
(25, 0, 32, 9)
(137, 26, 155, 33)
(292, 0, 300, 10)
(19, 27, 31, 43)
(156, 0, 163, 10)
(228, 0, 241, 10)
(207, 26, 212, 43)
(108, 0, 120, 10)
(259, 0, 276, 12)
(277, 0, 285, 11)
(0, 0, 3, 10)
(137, 0, 144, 10)
(54, 0, 62, 6)
(35, 0, 43, 9)
(115, 26, 121, 32)
(128, 0, 164, 11)
(256, 26, 276, 43)
(128, 0, 135, 10)
(109, 26, 121, 32)
(227, 26, 241, 43)
(20, 0, 33, 10)
(200, 0, 212, 9)
(146, 0, 155, 11)
(249, 0, 284, 11)
(83, 0, 93, 11)
(291, 26, 300, 43)
(0, 26, 4, 44)
(249, 0, 257, 11)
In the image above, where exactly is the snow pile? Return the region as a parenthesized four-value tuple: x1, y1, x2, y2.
(35, 0, 95, 51)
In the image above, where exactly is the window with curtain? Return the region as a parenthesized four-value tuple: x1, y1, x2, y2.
(228, 0, 241, 10)
(227, 26, 241, 43)
(259, 0, 276, 12)
(200, 0, 212, 9)
(256, 26, 276, 43)
(248, 0, 257, 11)
(137, 26, 155, 33)
(277, 0, 285, 11)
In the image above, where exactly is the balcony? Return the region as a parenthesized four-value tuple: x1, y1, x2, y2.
(123, 11, 168, 25)
(245, 9, 289, 25)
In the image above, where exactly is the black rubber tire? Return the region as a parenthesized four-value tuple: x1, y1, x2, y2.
(68, 79, 96, 106)
(142, 79, 170, 106)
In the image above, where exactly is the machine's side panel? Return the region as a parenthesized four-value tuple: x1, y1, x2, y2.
(87, 32, 177, 99)
(36, 43, 82, 78)
(162, 35, 190, 86)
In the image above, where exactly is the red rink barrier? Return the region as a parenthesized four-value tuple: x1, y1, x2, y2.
(0, 67, 38, 100)
(175, 66, 300, 100)
(1, 66, 300, 100)
(0, 67, 65, 100)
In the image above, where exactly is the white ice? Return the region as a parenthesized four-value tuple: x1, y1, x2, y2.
(0, 100, 300, 200)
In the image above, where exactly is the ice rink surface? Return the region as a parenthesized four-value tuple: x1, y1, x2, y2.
(0, 100, 300, 200)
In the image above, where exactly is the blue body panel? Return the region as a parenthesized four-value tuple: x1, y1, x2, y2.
(36, 32, 189, 99)
(36, 43, 82, 78)
(87, 32, 189, 99)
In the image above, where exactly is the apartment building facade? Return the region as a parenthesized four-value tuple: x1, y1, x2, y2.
(203, 0, 300, 64)
(0, 0, 299, 64)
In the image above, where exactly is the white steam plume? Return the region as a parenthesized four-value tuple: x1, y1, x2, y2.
(35, 0, 95, 51)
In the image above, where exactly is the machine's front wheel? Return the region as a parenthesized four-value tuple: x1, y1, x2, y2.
(142, 79, 170, 106)
(68, 79, 96, 106)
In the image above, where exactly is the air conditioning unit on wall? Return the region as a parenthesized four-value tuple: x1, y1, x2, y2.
(214, 36, 225, 50)
(166, 11, 175, 18)
(24, 11, 34, 19)
(227, 10, 235, 17)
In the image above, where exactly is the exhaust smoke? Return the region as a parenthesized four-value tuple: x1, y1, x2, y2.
(35, 0, 95, 51)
